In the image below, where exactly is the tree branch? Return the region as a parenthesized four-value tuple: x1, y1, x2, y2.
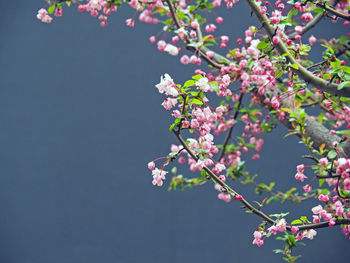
(173, 130, 276, 225)
(245, 0, 350, 98)
(217, 93, 244, 162)
(288, 12, 325, 39)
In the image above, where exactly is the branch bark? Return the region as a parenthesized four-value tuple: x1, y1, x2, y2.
(245, 0, 350, 98)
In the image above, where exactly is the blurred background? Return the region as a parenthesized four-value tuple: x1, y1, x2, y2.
(0, 0, 349, 262)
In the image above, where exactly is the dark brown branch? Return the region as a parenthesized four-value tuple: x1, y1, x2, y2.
(296, 218, 350, 230)
(173, 130, 276, 225)
(163, 0, 181, 29)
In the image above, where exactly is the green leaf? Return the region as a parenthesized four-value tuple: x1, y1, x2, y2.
(48, 5, 55, 14)
(290, 63, 299, 70)
(192, 75, 203, 81)
(171, 166, 177, 175)
(291, 219, 302, 225)
(327, 150, 337, 159)
(257, 38, 270, 50)
(337, 81, 350, 90)
(330, 59, 341, 69)
(319, 178, 325, 187)
(183, 80, 195, 88)
(191, 98, 203, 105)
(169, 124, 175, 131)
(300, 216, 308, 222)
(275, 69, 284, 79)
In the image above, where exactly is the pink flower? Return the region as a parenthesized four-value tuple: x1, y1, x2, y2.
(303, 229, 317, 240)
(301, 12, 313, 21)
(148, 161, 155, 170)
(309, 35, 317, 45)
(252, 230, 265, 247)
(180, 55, 190, 65)
(36, 8, 48, 20)
(272, 36, 279, 44)
(195, 77, 210, 92)
(303, 184, 312, 193)
(206, 51, 214, 58)
(162, 98, 178, 110)
(318, 194, 329, 202)
(291, 226, 299, 234)
(149, 36, 156, 43)
(295, 172, 307, 182)
(191, 21, 199, 29)
(164, 44, 179, 56)
(216, 16, 224, 24)
(294, 26, 303, 34)
(54, 7, 63, 17)
(126, 18, 135, 27)
(205, 24, 216, 33)
(270, 96, 280, 109)
(152, 168, 168, 186)
(220, 35, 229, 43)
(312, 205, 323, 214)
(319, 157, 328, 166)
(296, 164, 305, 173)
(328, 218, 336, 227)
(41, 15, 53, 23)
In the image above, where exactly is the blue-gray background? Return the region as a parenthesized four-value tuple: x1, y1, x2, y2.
(0, 1, 348, 262)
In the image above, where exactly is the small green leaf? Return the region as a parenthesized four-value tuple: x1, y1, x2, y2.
(183, 80, 195, 88)
(48, 5, 55, 14)
(337, 81, 350, 90)
(291, 219, 302, 225)
(290, 63, 299, 70)
(192, 75, 203, 81)
(327, 150, 337, 159)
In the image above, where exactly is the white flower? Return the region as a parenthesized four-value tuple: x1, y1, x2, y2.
(164, 44, 179, 56)
(195, 77, 210, 92)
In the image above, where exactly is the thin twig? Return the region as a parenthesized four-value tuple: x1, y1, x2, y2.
(217, 93, 244, 162)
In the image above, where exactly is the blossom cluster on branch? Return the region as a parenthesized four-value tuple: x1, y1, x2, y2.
(37, 0, 350, 261)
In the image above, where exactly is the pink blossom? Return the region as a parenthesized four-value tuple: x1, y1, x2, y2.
(303, 184, 312, 193)
(252, 230, 265, 247)
(312, 205, 323, 214)
(272, 36, 279, 44)
(303, 229, 317, 240)
(297, 164, 305, 173)
(318, 194, 329, 202)
(126, 18, 135, 27)
(148, 161, 155, 170)
(180, 55, 190, 65)
(54, 7, 63, 17)
(319, 157, 328, 166)
(270, 96, 280, 109)
(149, 36, 156, 43)
(206, 51, 214, 58)
(301, 12, 313, 21)
(216, 16, 224, 24)
(294, 26, 303, 34)
(309, 35, 317, 45)
(205, 24, 216, 33)
(195, 77, 210, 92)
(152, 168, 168, 186)
(291, 226, 299, 234)
(295, 172, 307, 182)
(155, 74, 178, 97)
(164, 44, 179, 56)
(162, 98, 178, 110)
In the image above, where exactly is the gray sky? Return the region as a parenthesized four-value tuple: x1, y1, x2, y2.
(0, 1, 348, 262)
